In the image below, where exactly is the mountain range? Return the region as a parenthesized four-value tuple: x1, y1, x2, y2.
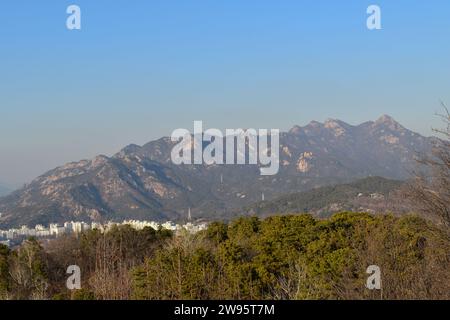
(0, 115, 433, 228)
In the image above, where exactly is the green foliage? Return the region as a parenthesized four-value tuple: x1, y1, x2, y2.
(71, 288, 96, 300)
(1, 212, 449, 300)
(0, 244, 11, 297)
(247, 176, 404, 217)
(6, 238, 49, 299)
(131, 213, 450, 300)
(204, 221, 228, 244)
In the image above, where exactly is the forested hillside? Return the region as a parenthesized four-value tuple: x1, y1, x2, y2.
(1, 212, 449, 300)
(243, 177, 405, 218)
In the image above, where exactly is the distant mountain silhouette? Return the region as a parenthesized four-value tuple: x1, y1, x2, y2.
(0, 115, 434, 228)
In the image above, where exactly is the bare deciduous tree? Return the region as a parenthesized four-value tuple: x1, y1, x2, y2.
(407, 106, 450, 227)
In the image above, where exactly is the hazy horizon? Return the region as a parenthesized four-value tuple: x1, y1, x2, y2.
(1, 0, 450, 186)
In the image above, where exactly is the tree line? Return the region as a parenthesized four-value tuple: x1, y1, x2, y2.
(1, 212, 449, 300)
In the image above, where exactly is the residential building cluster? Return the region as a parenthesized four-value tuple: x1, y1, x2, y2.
(0, 219, 208, 246)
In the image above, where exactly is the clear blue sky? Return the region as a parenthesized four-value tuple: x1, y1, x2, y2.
(1, 0, 449, 186)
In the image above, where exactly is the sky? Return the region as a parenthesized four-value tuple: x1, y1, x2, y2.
(0, 0, 449, 187)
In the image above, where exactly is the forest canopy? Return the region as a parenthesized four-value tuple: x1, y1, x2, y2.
(1, 212, 449, 300)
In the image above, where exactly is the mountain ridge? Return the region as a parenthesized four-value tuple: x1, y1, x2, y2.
(0, 115, 434, 228)
(240, 176, 407, 219)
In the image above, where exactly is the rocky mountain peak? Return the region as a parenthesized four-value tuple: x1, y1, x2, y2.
(288, 125, 302, 135)
(324, 119, 352, 137)
(374, 114, 404, 131)
(307, 120, 323, 128)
